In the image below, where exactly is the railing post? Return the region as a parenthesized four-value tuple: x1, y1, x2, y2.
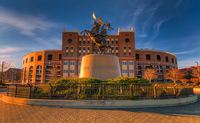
(49, 83, 53, 99)
(7, 85, 9, 96)
(153, 85, 157, 99)
(129, 84, 133, 98)
(15, 84, 17, 97)
(102, 84, 105, 100)
(27, 83, 32, 98)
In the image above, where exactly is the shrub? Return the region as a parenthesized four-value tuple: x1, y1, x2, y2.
(50, 78, 73, 86)
(77, 78, 103, 84)
(50, 78, 103, 86)
(107, 77, 150, 84)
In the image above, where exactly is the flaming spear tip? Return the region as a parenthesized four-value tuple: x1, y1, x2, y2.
(92, 12, 96, 20)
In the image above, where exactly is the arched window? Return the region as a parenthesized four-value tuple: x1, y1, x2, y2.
(36, 65, 42, 83)
(157, 55, 161, 61)
(165, 56, 169, 62)
(23, 67, 27, 82)
(28, 66, 33, 83)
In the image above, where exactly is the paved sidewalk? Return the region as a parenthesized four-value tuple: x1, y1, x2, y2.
(1, 100, 200, 123)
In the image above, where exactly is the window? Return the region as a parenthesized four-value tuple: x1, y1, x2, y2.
(122, 61, 127, 65)
(123, 47, 126, 53)
(67, 38, 73, 43)
(64, 61, 69, 65)
(157, 55, 161, 61)
(30, 57, 34, 62)
(59, 54, 62, 60)
(145, 65, 152, 69)
(129, 70, 134, 73)
(63, 70, 68, 73)
(172, 58, 174, 63)
(138, 65, 142, 69)
(165, 56, 169, 62)
(122, 70, 128, 73)
(166, 66, 170, 69)
(129, 61, 134, 65)
(125, 38, 130, 43)
(70, 61, 75, 65)
(146, 54, 151, 60)
(136, 54, 139, 60)
(48, 54, 53, 60)
(36, 65, 42, 75)
(26, 58, 28, 63)
(70, 70, 75, 73)
(38, 55, 42, 61)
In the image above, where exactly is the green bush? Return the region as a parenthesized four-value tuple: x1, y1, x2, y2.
(50, 77, 103, 86)
(50, 78, 73, 86)
(107, 77, 150, 84)
(76, 78, 103, 84)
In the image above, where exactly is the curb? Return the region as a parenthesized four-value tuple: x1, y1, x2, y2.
(0, 94, 198, 109)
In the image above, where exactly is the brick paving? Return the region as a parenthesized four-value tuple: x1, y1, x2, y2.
(1, 100, 200, 123)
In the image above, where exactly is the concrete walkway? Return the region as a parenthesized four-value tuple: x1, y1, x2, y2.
(1, 100, 200, 123)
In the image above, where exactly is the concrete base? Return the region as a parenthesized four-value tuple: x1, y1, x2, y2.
(79, 54, 121, 80)
(0, 94, 198, 109)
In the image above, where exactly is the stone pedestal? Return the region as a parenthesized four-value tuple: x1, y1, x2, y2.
(79, 54, 121, 80)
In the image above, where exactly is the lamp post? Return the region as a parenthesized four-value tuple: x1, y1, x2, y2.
(0, 61, 5, 84)
(195, 61, 200, 82)
(195, 61, 199, 67)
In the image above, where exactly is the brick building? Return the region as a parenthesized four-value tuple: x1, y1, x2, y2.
(62, 29, 135, 78)
(62, 29, 177, 80)
(21, 50, 62, 84)
(3, 68, 21, 83)
(21, 29, 178, 84)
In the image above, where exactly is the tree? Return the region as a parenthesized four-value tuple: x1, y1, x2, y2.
(0, 61, 12, 84)
(192, 66, 200, 83)
(143, 68, 157, 83)
(164, 68, 183, 85)
(49, 65, 61, 83)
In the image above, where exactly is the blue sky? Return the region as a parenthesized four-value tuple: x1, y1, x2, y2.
(0, 0, 200, 68)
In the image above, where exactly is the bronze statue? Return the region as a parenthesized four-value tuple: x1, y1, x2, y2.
(81, 13, 113, 54)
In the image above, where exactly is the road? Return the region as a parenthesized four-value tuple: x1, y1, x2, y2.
(1, 98, 200, 123)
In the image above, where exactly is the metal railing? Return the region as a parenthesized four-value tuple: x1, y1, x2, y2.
(6, 83, 194, 100)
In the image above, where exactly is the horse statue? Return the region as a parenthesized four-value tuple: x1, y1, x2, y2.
(81, 13, 113, 54)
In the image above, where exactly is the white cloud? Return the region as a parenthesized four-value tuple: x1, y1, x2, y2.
(0, 47, 23, 54)
(148, 17, 171, 42)
(175, 48, 199, 55)
(0, 46, 23, 67)
(0, 6, 56, 37)
(178, 58, 200, 68)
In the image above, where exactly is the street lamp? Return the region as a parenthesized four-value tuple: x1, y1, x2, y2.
(195, 61, 200, 83)
(195, 61, 199, 67)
